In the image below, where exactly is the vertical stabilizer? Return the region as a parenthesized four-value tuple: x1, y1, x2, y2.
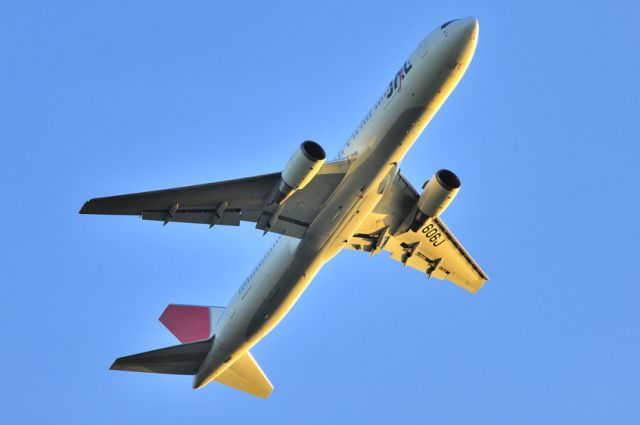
(159, 304, 225, 343)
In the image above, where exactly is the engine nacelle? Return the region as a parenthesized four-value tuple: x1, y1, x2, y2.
(410, 169, 460, 231)
(272, 140, 326, 205)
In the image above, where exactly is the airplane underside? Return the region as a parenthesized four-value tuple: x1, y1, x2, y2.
(81, 17, 486, 398)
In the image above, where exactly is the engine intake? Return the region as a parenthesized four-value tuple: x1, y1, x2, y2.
(409, 169, 460, 231)
(272, 141, 326, 205)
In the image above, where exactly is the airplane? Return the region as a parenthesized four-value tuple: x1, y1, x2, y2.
(80, 17, 487, 398)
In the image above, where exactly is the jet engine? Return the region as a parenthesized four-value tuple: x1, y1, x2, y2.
(409, 169, 460, 231)
(271, 140, 326, 205)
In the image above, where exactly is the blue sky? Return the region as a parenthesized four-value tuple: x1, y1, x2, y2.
(2, 1, 639, 423)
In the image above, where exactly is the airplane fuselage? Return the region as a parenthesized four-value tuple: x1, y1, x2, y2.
(193, 18, 479, 388)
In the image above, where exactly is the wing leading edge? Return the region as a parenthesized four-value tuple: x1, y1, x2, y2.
(80, 160, 350, 239)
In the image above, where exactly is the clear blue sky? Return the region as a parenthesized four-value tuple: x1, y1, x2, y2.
(2, 1, 639, 423)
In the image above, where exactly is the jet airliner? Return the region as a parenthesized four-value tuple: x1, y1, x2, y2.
(81, 17, 487, 398)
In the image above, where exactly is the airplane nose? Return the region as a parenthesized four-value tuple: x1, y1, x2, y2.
(444, 17, 479, 43)
(459, 17, 479, 40)
(442, 17, 479, 64)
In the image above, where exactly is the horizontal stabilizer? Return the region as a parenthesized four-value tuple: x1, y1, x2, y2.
(159, 304, 225, 343)
(110, 339, 212, 375)
(215, 351, 273, 398)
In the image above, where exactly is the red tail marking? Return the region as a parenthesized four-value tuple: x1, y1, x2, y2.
(159, 304, 211, 343)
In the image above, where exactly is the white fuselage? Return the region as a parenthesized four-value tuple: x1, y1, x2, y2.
(194, 18, 479, 388)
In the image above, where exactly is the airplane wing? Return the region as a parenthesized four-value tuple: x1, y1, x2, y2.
(80, 160, 350, 239)
(348, 171, 488, 293)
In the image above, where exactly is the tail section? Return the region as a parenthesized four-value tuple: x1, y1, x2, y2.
(110, 339, 212, 375)
(111, 303, 273, 397)
(159, 304, 225, 343)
